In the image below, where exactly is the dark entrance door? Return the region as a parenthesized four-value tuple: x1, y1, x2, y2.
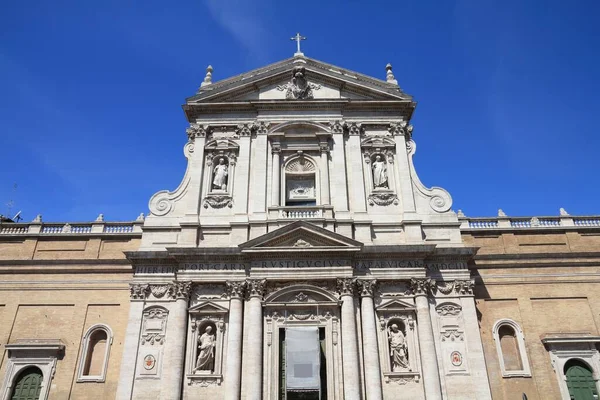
(11, 367, 42, 400)
(565, 359, 598, 400)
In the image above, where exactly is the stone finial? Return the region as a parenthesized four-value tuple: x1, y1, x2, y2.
(32, 214, 42, 223)
(498, 209, 507, 217)
(95, 213, 104, 222)
(136, 212, 145, 222)
(200, 65, 213, 88)
(457, 209, 465, 218)
(386, 63, 398, 85)
(559, 207, 569, 216)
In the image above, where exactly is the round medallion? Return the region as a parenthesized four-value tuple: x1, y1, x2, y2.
(144, 354, 156, 370)
(451, 351, 462, 366)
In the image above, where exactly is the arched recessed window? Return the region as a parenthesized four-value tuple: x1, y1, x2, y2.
(492, 319, 531, 377)
(564, 359, 598, 399)
(11, 366, 43, 400)
(284, 155, 318, 207)
(77, 324, 113, 382)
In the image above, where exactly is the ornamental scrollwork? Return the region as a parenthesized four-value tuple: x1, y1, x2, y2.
(186, 124, 210, 140)
(226, 281, 247, 298)
(368, 193, 399, 207)
(246, 279, 267, 299)
(203, 195, 233, 209)
(130, 283, 150, 300)
(409, 278, 436, 296)
(357, 279, 378, 297)
(435, 303, 462, 316)
(253, 121, 270, 135)
(168, 281, 192, 300)
(388, 121, 413, 140)
(336, 278, 357, 297)
(454, 280, 475, 295)
(346, 122, 363, 136)
(236, 123, 253, 137)
(329, 120, 344, 134)
(436, 281, 455, 295)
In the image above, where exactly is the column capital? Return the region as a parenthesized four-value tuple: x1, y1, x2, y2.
(357, 279, 377, 297)
(130, 283, 150, 300)
(336, 278, 357, 297)
(246, 278, 267, 299)
(410, 278, 436, 297)
(226, 280, 247, 299)
(454, 279, 475, 296)
(168, 281, 192, 300)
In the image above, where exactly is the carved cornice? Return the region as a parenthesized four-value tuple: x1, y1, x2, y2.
(130, 283, 150, 300)
(357, 279, 377, 297)
(454, 279, 475, 296)
(226, 280, 247, 299)
(246, 279, 267, 299)
(336, 278, 357, 297)
(409, 278, 436, 296)
(186, 123, 210, 140)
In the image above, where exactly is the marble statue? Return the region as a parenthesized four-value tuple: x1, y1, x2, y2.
(212, 158, 228, 191)
(388, 324, 409, 371)
(372, 155, 388, 188)
(194, 326, 216, 372)
(286, 66, 313, 100)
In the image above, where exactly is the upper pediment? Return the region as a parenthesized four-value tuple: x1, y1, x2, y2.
(239, 220, 362, 253)
(185, 56, 414, 106)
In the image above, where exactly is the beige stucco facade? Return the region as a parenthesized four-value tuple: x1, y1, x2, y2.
(1, 54, 599, 400)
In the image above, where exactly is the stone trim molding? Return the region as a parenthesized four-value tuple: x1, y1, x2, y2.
(76, 324, 114, 383)
(1, 339, 65, 400)
(492, 319, 531, 378)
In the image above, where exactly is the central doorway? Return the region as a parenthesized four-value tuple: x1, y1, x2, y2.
(279, 327, 327, 400)
(565, 359, 598, 400)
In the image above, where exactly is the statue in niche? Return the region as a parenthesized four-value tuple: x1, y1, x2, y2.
(372, 155, 388, 189)
(286, 66, 313, 100)
(388, 323, 409, 371)
(212, 158, 228, 191)
(194, 325, 216, 372)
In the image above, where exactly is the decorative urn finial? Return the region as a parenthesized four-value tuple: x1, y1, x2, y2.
(200, 65, 213, 88)
(386, 63, 398, 85)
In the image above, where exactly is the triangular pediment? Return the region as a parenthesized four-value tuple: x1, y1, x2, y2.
(239, 221, 362, 253)
(188, 301, 228, 314)
(376, 298, 416, 311)
(185, 56, 413, 105)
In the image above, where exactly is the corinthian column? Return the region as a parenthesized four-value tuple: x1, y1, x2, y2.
(357, 279, 383, 400)
(224, 281, 246, 400)
(337, 278, 361, 400)
(161, 281, 192, 400)
(241, 279, 266, 399)
(410, 278, 442, 400)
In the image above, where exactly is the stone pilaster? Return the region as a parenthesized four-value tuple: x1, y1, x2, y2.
(116, 284, 148, 400)
(271, 144, 281, 206)
(357, 279, 383, 400)
(337, 278, 361, 400)
(161, 281, 192, 400)
(224, 281, 246, 400)
(410, 278, 442, 400)
(241, 279, 266, 399)
(320, 143, 331, 205)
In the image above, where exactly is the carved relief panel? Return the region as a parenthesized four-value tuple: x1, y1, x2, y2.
(137, 306, 168, 378)
(435, 301, 469, 375)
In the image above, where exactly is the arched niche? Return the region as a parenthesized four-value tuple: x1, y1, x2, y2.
(282, 154, 319, 207)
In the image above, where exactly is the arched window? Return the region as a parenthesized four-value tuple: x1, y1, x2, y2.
(77, 324, 113, 382)
(564, 359, 598, 399)
(11, 367, 43, 400)
(284, 155, 318, 207)
(492, 319, 531, 377)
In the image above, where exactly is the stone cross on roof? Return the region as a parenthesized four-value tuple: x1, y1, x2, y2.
(290, 33, 306, 56)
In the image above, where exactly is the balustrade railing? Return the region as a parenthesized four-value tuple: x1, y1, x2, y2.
(0, 220, 140, 235)
(464, 214, 600, 230)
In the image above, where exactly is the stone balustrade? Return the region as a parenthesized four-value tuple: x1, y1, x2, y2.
(462, 213, 600, 230)
(0, 220, 142, 235)
(268, 205, 334, 220)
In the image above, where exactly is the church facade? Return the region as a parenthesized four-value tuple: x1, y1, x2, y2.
(1, 52, 600, 400)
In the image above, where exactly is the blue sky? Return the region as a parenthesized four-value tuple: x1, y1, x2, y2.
(1, 0, 599, 222)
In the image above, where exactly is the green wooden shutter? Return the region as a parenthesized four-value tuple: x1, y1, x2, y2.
(566, 360, 598, 400)
(11, 367, 42, 400)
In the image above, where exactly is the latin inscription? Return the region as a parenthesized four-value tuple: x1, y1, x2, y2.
(182, 263, 246, 271)
(135, 266, 177, 274)
(355, 260, 424, 271)
(425, 262, 467, 271)
(251, 259, 350, 268)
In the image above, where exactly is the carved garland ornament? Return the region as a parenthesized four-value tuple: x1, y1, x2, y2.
(203, 195, 233, 209)
(368, 192, 399, 206)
